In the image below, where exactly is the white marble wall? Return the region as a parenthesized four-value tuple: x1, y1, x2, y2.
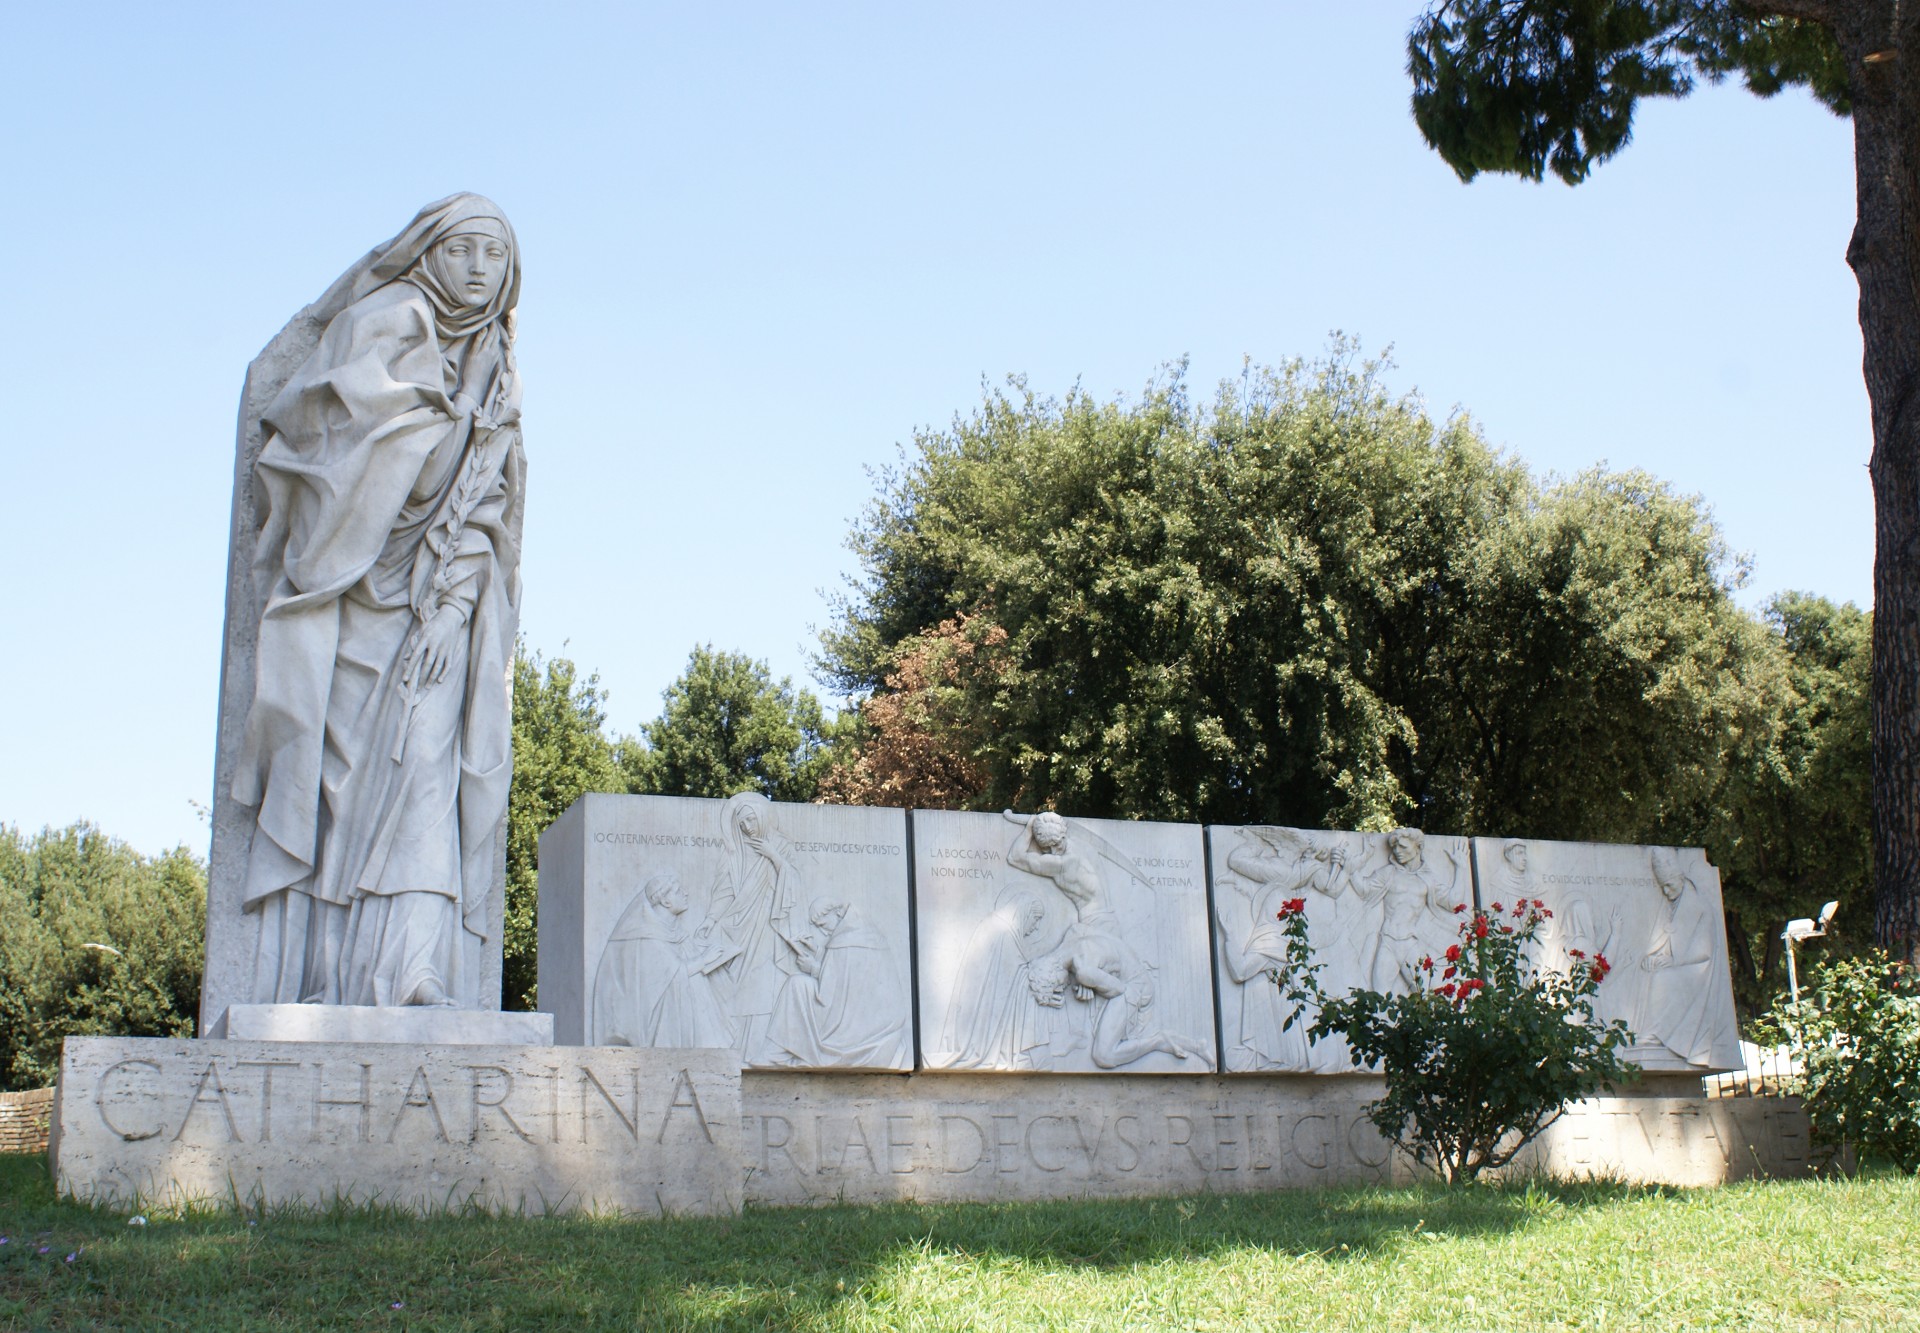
(535, 796, 1747, 1081)
(914, 810, 1216, 1074)
(538, 794, 913, 1072)
(1473, 837, 1744, 1072)
(1210, 825, 1474, 1074)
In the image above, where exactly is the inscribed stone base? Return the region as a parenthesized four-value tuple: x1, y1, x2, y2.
(51, 1037, 740, 1216)
(218, 1003, 553, 1046)
(737, 1072, 1813, 1205)
(1510, 1075, 1812, 1184)
(740, 1072, 1396, 1205)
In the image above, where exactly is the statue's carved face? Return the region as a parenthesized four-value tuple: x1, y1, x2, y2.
(1504, 842, 1529, 873)
(735, 804, 764, 838)
(647, 874, 689, 915)
(1031, 813, 1068, 852)
(1387, 830, 1422, 868)
(429, 231, 510, 309)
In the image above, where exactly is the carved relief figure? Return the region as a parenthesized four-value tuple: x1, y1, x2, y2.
(1003, 810, 1118, 934)
(706, 793, 804, 1061)
(1481, 835, 1740, 1072)
(232, 194, 524, 1009)
(1026, 930, 1207, 1069)
(762, 898, 912, 1068)
(1633, 848, 1724, 1066)
(1352, 828, 1466, 993)
(924, 810, 1210, 1072)
(1493, 839, 1623, 990)
(941, 890, 1061, 1069)
(1215, 826, 1356, 1072)
(591, 872, 735, 1048)
(585, 797, 912, 1069)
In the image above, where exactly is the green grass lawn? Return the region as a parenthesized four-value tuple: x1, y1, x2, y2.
(2, 1153, 1915, 1331)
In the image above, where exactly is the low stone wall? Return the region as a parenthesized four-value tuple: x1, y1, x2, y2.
(48, 1040, 1814, 1215)
(0, 1088, 54, 1155)
(739, 1070, 1812, 1206)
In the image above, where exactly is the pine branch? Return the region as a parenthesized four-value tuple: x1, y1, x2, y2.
(1741, 0, 1840, 25)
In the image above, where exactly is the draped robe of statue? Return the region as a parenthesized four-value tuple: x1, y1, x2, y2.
(591, 887, 735, 1049)
(231, 194, 525, 1009)
(708, 794, 804, 1059)
(940, 893, 1052, 1068)
(1638, 874, 1721, 1065)
(763, 903, 912, 1068)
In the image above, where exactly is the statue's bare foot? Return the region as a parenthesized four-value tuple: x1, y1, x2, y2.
(411, 978, 456, 1007)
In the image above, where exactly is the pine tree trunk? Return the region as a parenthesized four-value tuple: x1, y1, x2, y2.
(1844, 3, 1920, 964)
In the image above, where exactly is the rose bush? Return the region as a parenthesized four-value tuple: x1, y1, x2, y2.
(1758, 952, 1920, 1173)
(1272, 897, 1636, 1183)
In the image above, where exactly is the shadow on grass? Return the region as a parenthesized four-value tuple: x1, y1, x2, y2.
(0, 1151, 1684, 1331)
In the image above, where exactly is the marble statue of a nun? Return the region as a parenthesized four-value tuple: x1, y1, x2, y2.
(231, 193, 525, 1010)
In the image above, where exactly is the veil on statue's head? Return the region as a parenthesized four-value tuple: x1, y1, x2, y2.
(301, 191, 521, 342)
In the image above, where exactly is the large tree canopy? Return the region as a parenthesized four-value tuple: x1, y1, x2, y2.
(1407, 0, 1916, 960)
(826, 351, 1771, 834)
(822, 349, 1868, 1008)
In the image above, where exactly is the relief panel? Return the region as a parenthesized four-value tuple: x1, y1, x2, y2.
(915, 810, 1216, 1074)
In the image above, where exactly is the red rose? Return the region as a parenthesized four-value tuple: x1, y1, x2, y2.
(1568, 948, 1585, 960)
(1453, 903, 1468, 914)
(1443, 966, 1456, 980)
(1473, 917, 1489, 939)
(1445, 944, 1462, 963)
(1437, 982, 1456, 999)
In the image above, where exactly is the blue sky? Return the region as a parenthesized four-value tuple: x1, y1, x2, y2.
(0, 4, 1866, 856)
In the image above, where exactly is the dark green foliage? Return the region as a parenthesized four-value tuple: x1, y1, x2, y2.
(622, 645, 846, 803)
(505, 647, 624, 1010)
(1409, 1, 1846, 185)
(0, 824, 205, 1091)
(1761, 952, 1920, 1172)
(1275, 897, 1636, 1183)
(824, 348, 1774, 842)
(1711, 594, 1872, 1011)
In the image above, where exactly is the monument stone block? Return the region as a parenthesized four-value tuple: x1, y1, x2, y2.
(1211, 825, 1474, 1074)
(52, 1036, 742, 1216)
(915, 810, 1217, 1074)
(539, 793, 913, 1072)
(1473, 837, 1744, 1072)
